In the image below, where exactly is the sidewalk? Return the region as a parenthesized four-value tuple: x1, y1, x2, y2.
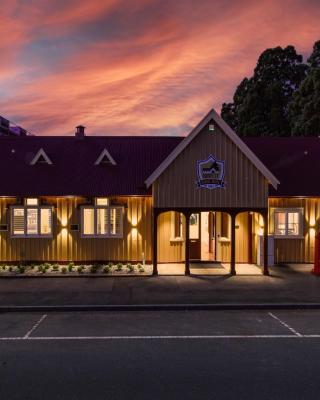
(0, 264, 320, 309)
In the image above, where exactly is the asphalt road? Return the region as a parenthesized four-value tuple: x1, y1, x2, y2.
(1, 310, 320, 399)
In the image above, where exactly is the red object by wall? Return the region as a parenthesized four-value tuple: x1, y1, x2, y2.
(312, 232, 320, 275)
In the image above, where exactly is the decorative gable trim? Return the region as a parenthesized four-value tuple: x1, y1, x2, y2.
(145, 108, 280, 189)
(30, 148, 53, 165)
(94, 148, 116, 166)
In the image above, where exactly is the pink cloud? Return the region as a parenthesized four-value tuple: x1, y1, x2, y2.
(0, 0, 319, 136)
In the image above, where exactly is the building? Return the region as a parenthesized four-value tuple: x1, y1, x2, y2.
(0, 109, 318, 274)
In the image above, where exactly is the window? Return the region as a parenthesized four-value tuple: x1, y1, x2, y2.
(221, 213, 229, 238)
(82, 203, 123, 238)
(189, 213, 199, 239)
(273, 208, 303, 238)
(11, 199, 53, 237)
(170, 212, 184, 241)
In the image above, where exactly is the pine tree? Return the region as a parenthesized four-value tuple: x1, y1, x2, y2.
(221, 46, 307, 136)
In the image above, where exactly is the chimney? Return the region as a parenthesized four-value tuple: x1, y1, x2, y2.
(75, 125, 85, 138)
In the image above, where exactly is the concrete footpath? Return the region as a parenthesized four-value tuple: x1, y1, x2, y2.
(0, 264, 320, 310)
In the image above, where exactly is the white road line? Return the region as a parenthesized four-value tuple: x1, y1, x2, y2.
(268, 312, 302, 337)
(23, 314, 47, 339)
(0, 334, 314, 341)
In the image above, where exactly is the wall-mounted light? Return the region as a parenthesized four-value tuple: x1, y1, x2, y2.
(209, 124, 215, 131)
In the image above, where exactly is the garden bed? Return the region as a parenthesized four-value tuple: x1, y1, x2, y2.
(0, 262, 152, 277)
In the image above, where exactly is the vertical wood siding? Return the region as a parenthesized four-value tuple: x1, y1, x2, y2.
(269, 197, 318, 263)
(153, 122, 268, 208)
(157, 212, 185, 263)
(0, 196, 152, 263)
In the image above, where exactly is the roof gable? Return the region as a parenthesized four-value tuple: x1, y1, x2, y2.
(30, 148, 53, 165)
(145, 108, 280, 189)
(94, 148, 116, 166)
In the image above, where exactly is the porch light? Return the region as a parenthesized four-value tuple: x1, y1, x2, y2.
(209, 124, 215, 131)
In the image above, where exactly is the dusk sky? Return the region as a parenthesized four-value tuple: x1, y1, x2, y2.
(1, 0, 319, 136)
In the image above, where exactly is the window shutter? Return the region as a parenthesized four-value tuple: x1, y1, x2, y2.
(12, 208, 25, 235)
(109, 207, 123, 237)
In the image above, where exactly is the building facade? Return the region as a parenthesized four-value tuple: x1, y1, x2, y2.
(0, 109, 317, 274)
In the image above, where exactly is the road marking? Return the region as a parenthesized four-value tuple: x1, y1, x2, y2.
(268, 312, 302, 337)
(23, 314, 47, 339)
(0, 334, 318, 341)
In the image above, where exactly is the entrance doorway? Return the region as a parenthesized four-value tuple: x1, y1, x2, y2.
(189, 212, 218, 261)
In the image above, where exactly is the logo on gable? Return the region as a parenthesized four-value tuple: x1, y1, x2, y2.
(196, 155, 225, 189)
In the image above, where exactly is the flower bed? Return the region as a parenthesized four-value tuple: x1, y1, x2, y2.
(0, 262, 152, 276)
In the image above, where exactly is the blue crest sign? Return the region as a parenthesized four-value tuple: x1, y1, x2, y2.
(196, 155, 225, 189)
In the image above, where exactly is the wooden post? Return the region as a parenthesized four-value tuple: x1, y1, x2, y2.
(263, 211, 269, 276)
(185, 212, 191, 275)
(230, 212, 236, 275)
(152, 210, 158, 275)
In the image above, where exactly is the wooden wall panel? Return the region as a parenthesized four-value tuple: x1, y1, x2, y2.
(0, 196, 152, 263)
(157, 212, 185, 263)
(153, 122, 269, 209)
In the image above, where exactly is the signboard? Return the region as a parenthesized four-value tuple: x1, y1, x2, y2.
(196, 155, 225, 189)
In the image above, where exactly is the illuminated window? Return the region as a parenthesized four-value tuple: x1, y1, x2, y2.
(96, 198, 109, 206)
(81, 203, 123, 238)
(273, 208, 303, 238)
(26, 198, 38, 206)
(11, 201, 52, 237)
(189, 213, 199, 239)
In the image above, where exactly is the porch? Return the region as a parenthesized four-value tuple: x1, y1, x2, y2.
(157, 262, 263, 276)
(153, 210, 269, 276)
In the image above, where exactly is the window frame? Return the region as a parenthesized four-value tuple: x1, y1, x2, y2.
(10, 202, 53, 238)
(272, 207, 304, 239)
(170, 212, 184, 242)
(81, 205, 124, 238)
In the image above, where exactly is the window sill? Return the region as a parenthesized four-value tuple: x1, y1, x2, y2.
(218, 237, 230, 243)
(81, 235, 123, 239)
(274, 235, 304, 240)
(11, 235, 53, 239)
(170, 237, 184, 243)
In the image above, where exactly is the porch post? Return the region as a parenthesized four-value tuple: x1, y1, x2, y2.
(262, 210, 269, 276)
(185, 211, 191, 275)
(152, 210, 158, 275)
(230, 212, 236, 275)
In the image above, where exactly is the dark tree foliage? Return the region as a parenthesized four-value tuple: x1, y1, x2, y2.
(289, 41, 320, 136)
(221, 46, 308, 136)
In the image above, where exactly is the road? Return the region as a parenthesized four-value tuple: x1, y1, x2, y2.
(1, 310, 320, 399)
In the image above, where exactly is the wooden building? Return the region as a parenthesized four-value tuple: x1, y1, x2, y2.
(0, 109, 318, 274)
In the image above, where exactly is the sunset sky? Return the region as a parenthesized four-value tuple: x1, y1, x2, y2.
(1, 0, 319, 136)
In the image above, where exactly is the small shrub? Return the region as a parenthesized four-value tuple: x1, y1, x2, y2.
(30, 264, 35, 270)
(90, 264, 99, 273)
(127, 263, 134, 273)
(1, 265, 6, 271)
(137, 264, 144, 273)
(77, 265, 84, 273)
(68, 264, 74, 272)
(108, 262, 113, 269)
(116, 263, 123, 272)
(61, 267, 67, 274)
(52, 264, 59, 271)
(8, 266, 13, 272)
(44, 263, 51, 270)
(38, 265, 43, 273)
(18, 266, 25, 274)
(103, 265, 111, 274)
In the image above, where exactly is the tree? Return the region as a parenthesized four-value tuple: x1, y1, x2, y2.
(289, 40, 320, 136)
(221, 46, 308, 136)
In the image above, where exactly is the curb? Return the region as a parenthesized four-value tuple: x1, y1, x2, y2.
(1, 303, 320, 312)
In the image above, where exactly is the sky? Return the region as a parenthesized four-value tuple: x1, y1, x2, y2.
(1, 0, 319, 136)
